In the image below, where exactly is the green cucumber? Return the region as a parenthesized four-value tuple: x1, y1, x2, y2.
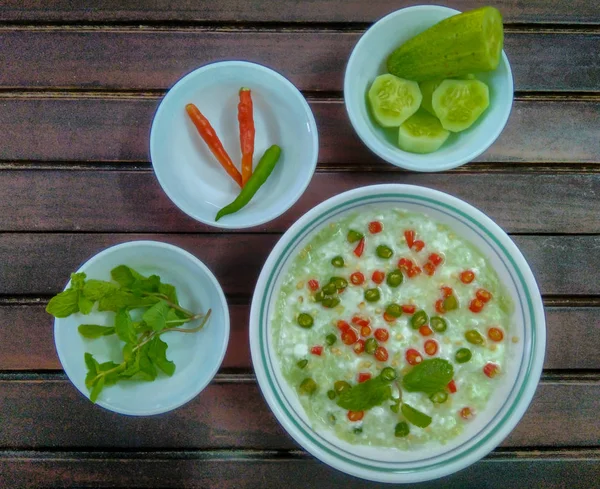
(420, 75, 475, 116)
(387, 7, 504, 81)
(368, 74, 422, 127)
(398, 110, 450, 154)
(432, 79, 489, 132)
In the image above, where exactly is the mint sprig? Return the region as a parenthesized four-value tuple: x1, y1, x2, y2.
(402, 358, 454, 395)
(336, 375, 393, 411)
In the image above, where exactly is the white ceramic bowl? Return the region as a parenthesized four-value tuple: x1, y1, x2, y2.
(54, 241, 230, 416)
(344, 6, 514, 172)
(150, 61, 319, 229)
(250, 184, 545, 483)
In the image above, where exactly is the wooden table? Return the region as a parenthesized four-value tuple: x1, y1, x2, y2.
(1, 1, 599, 487)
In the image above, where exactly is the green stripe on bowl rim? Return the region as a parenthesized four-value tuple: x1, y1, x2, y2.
(257, 192, 539, 473)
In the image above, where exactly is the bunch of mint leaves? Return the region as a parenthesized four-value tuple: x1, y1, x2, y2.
(47, 265, 211, 403)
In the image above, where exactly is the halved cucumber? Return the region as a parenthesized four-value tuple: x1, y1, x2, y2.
(398, 110, 450, 154)
(368, 74, 422, 127)
(432, 79, 489, 132)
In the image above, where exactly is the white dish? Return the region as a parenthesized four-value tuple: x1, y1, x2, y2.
(54, 241, 230, 416)
(344, 6, 513, 172)
(150, 60, 319, 229)
(250, 184, 545, 482)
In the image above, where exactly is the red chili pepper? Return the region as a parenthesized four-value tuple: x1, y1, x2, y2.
(404, 230, 415, 248)
(307, 279, 319, 291)
(488, 327, 504, 342)
(374, 346, 389, 362)
(353, 339, 365, 355)
(402, 304, 416, 314)
(423, 262, 436, 276)
(469, 298, 485, 313)
(460, 270, 475, 284)
(383, 312, 396, 323)
(428, 253, 443, 266)
(347, 410, 365, 422)
(369, 221, 383, 234)
(342, 330, 358, 345)
(435, 299, 446, 314)
(412, 240, 425, 252)
(372, 270, 385, 284)
(483, 362, 500, 378)
(441, 286, 453, 298)
(407, 266, 421, 278)
(358, 372, 372, 383)
(398, 257, 412, 269)
(360, 325, 372, 337)
(419, 325, 433, 336)
(352, 316, 370, 328)
(476, 289, 493, 303)
(406, 348, 422, 365)
(459, 407, 473, 419)
(350, 272, 365, 285)
(353, 237, 365, 257)
(185, 103, 243, 188)
(238, 88, 255, 186)
(311, 346, 323, 356)
(374, 328, 389, 342)
(337, 320, 350, 333)
(424, 339, 438, 356)
(447, 380, 457, 393)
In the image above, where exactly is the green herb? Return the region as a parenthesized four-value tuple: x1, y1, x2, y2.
(336, 374, 393, 411)
(47, 265, 211, 403)
(402, 358, 454, 395)
(401, 403, 432, 428)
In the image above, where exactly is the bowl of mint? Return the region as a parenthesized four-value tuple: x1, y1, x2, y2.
(49, 240, 229, 416)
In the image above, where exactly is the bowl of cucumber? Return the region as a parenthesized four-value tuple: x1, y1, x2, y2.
(344, 5, 513, 172)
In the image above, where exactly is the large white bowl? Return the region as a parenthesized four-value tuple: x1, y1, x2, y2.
(250, 185, 545, 483)
(344, 6, 514, 172)
(54, 241, 230, 416)
(150, 61, 319, 229)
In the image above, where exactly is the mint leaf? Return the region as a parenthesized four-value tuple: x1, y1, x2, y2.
(402, 358, 454, 395)
(336, 376, 392, 411)
(138, 344, 158, 381)
(46, 288, 80, 318)
(142, 300, 171, 332)
(147, 336, 175, 376)
(98, 361, 122, 386)
(115, 309, 137, 344)
(78, 294, 94, 315)
(401, 403, 432, 428)
(83, 279, 119, 301)
(89, 375, 105, 403)
(131, 274, 161, 295)
(111, 265, 145, 288)
(78, 324, 115, 338)
(158, 282, 179, 305)
(70, 272, 87, 290)
(84, 352, 99, 389)
(98, 291, 158, 312)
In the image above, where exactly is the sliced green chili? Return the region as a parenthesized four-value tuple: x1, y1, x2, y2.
(386, 269, 404, 288)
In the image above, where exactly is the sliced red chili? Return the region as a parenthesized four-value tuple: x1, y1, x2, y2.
(441, 286, 453, 298)
(337, 320, 350, 333)
(311, 346, 323, 356)
(488, 327, 504, 342)
(369, 221, 383, 234)
(406, 348, 423, 366)
(341, 330, 358, 345)
(419, 325, 433, 337)
(435, 299, 446, 314)
(404, 230, 415, 248)
(374, 346, 389, 362)
(469, 298, 485, 313)
(459, 407, 473, 419)
(347, 410, 365, 422)
(374, 328, 389, 342)
(360, 325, 372, 337)
(353, 237, 365, 257)
(307, 279, 319, 291)
(402, 304, 416, 314)
(407, 266, 421, 278)
(428, 253, 443, 266)
(350, 271, 365, 285)
(353, 339, 365, 355)
(447, 380, 457, 393)
(476, 289, 492, 303)
(383, 312, 396, 323)
(372, 270, 385, 284)
(352, 316, 370, 328)
(460, 270, 475, 284)
(358, 372, 372, 383)
(398, 257, 412, 270)
(424, 339, 438, 356)
(483, 362, 500, 378)
(412, 240, 425, 252)
(423, 262, 436, 276)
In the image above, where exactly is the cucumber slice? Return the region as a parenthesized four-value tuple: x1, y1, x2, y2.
(432, 79, 490, 132)
(387, 7, 504, 81)
(420, 75, 476, 116)
(368, 74, 422, 127)
(398, 110, 450, 154)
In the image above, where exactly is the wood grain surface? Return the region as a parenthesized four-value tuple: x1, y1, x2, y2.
(0, 303, 597, 371)
(2, 0, 600, 25)
(1, 97, 599, 164)
(0, 30, 598, 92)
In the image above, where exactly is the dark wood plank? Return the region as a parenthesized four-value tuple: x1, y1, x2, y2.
(0, 379, 597, 449)
(0, 171, 598, 234)
(0, 30, 598, 92)
(1, 97, 598, 164)
(1, 0, 599, 25)
(0, 303, 596, 371)
(1, 450, 599, 489)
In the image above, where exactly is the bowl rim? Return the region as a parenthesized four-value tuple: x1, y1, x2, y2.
(250, 184, 546, 482)
(54, 240, 230, 416)
(150, 60, 319, 229)
(343, 5, 514, 172)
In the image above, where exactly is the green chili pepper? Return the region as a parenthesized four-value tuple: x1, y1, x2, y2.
(347, 229, 364, 243)
(455, 347, 472, 363)
(410, 310, 429, 329)
(299, 378, 317, 395)
(365, 337, 378, 354)
(430, 316, 448, 333)
(465, 329, 485, 345)
(429, 391, 448, 404)
(353, 427, 363, 434)
(385, 303, 402, 318)
(327, 389, 336, 400)
(334, 380, 351, 395)
(296, 359, 308, 369)
(443, 295, 459, 311)
(314, 290, 324, 302)
(297, 313, 314, 328)
(380, 367, 397, 381)
(330, 276, 348, 290)
(376, 245, 394, 259)
(322, 296, 340, 308)
(325, 333, 337, 346)
(322, 282, 337, 295)
(215, 145, 282, 221)
(331, 255, 345, 268)
(364, 288, 381, 302)
(394, 421, 410, 437)
(386, 269, 404, 288)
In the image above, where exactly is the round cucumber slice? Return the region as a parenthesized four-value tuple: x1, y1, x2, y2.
(398, 110, 450, 154)
(368, 74, 422, 127)
(419, 79, 442, 116)
(432, 79, 490, 132)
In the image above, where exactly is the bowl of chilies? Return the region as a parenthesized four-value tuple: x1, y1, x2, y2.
(150, 61, 319, 229)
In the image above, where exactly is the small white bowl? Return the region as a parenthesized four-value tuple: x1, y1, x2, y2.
(250, 184, 545, 483)
(150, 61, 319, 229)
(54, 241, 230, 416)
(344, 6, 514, 172)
